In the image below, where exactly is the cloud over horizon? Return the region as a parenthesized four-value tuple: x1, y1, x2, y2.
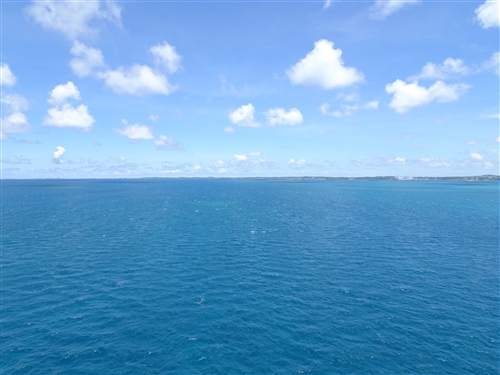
(287, 40, 363, 89)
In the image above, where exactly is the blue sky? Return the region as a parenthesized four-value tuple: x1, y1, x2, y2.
(1, 0, 499, 178)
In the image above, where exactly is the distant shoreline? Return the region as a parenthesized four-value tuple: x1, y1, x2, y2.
(1, 175, 499, 181)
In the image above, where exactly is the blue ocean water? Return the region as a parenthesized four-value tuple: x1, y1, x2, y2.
(1, 179, 499, 374)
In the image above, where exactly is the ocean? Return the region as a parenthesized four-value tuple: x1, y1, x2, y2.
(1, 179, 499, 374)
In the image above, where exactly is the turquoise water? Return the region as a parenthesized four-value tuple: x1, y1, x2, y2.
(1, 179, 499, 374)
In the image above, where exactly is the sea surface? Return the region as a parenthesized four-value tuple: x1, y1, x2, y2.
(1, 179, 499, 374)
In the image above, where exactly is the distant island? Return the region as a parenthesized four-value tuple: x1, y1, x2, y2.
(3, 175, 499, 181)
(139, 175, 500, 181)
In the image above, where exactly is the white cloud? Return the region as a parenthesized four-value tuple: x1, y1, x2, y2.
(321, 102, 348, 117)
(52, 146, 65, 164)
(248, 151, 262, 156)
(388, 156, 406, 164)
(229, 103, 260, 127)
(2, 112, 31, 138)
(419, 157, 451, 167)
(364, 100, 379, 109)
(321, 101, 378, 116)
(2, 94, 29, 112)
(411, 58, 469, 80)
(44, 104, 94, 130)
(161, 168, 182, 174)
(26, 0, 121, 40)
(287, 40, 363, 89)
(149, 114, 160, 122)
(466, 140, 478, 145)
(70, 41, 105, 77)
(214, 160, 225, 167)
(150, 42, 182, 73)
(154, 135, 183, 150)
(320, 103, 331, 115)
(44, 82, 94, 130)
(1, 156, 31, 164)
(385, 79, 470, 113)
(224, 126, 235, 134)
(496, 137, 500, 143)
(234, 154, 248, 161)
(336, 92, 359, 102)
(482, 52, 499, 75)
(288, 158, 306, 165)
(98, 64, 176, 96)
(48, 81, 81, 104)
(1, 63, 16, 86)
(475, 0, 499, 28)
(67, 41, 181, 96)
(324, 0, 332, 9)
(470, 152, 483, 160)
(114, 124, 154, 140)
(1, 94, 30, 140)
(371, 0, 420, 19)
(265, 108, 303, 126)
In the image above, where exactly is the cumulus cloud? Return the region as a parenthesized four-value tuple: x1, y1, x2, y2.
(2, 94, 29, 112)
(385, 79, 470, 113)
(1, 63, 16, 86)
(387, 156, 406, 164)
(150, 42, 182, 73)
(470, 152, 483, 161)
(229, 103, 260, 127)
(98, 64, 176, 96)
(412, 58, 469, 80)
(482, 52, 499, 75)
(475, 0, 499, 28)
(248, 151, 262, 156)
(1, 94, 30, 140)
(114, 123, 154, 140)
(44, 82, 94, 130)
(67, 41, 181, 97)
(149, 114, 160, 122)
(224, 126, 235, 134)
(52, 146, 65, 164)
(70, 41, 106, 77)
(26, 0, 121, 40)
(48, 81, 81, 104)
(264, 108, 303, 126)
(288, 158, 306, 165)
(371, 0, 420, 19)
(44, 104, 95, 130)
(234, 153, 248, 161)
(2, 113, 31, 140)
(154, 135, 183, 150)
(287, 40, 363, 89)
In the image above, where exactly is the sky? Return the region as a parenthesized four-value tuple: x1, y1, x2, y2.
(1, 0, 499, 178)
